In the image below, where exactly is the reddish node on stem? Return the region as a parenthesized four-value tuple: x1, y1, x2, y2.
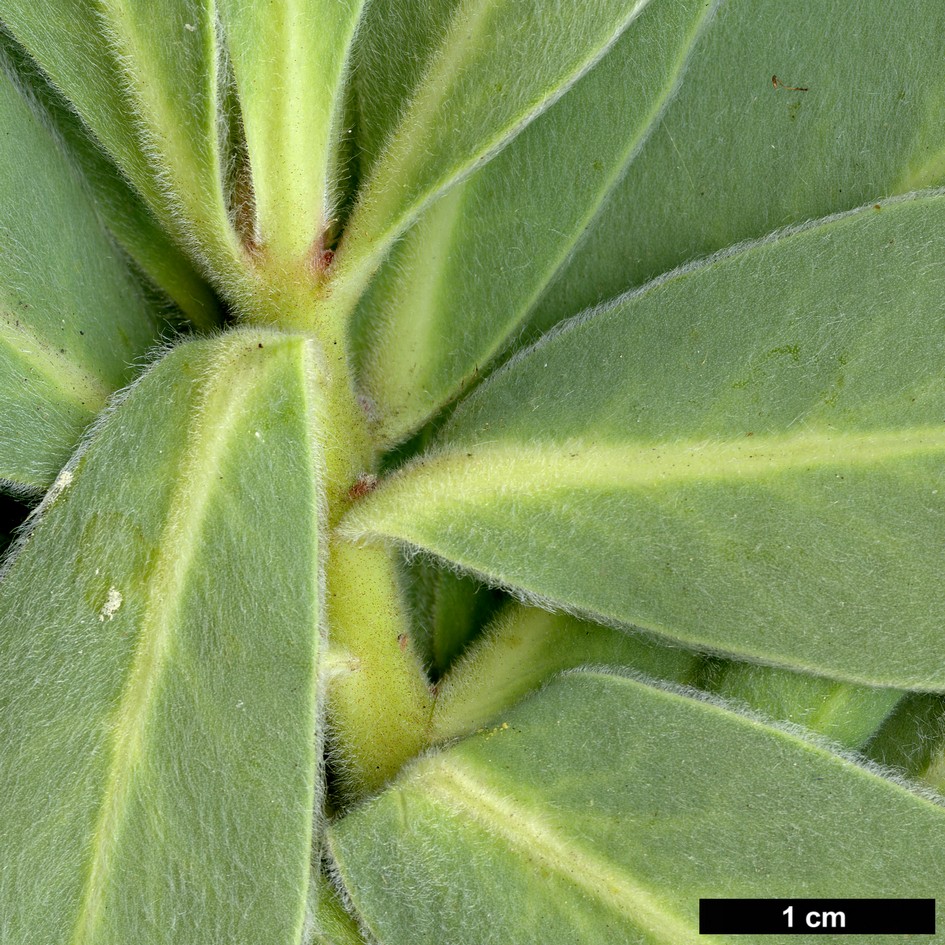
(347, 473, 378, 501)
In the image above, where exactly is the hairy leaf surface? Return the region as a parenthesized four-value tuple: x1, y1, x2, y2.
(353, 0, 718, 445)
(0, 31, 219, 328)
(0, 0, 241, 278)
(432, 604, 701, 741)
(344, 192, 945, 689)
(330, 670, 945, 944)
(217, 0, 365, 264)
(0, 59, 160, 491)
(532, 0, 945, 331)
(0, 331, 325, 944)
(339, 0, 654, 285)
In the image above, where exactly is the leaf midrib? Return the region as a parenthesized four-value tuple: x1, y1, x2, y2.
(355, 425, 945, 516)
(70, 342, 266, 945)
(348, 0, 653, 274)
(426, 758, 707, 944)
(0, 307, 112, 408)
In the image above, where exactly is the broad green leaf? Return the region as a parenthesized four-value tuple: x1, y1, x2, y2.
(353, 0, 718, 445)
(0, 30, 219, 329)
(337, 0, 654, 292)
(432, 604, 701, 741)
(702, 660, 902, 749)
(0, 0, 242, 279)
(531, 0, 945, 333)
(0, 330, 325, 943)
(217, 0, 365, 265)
(0, 59, 160, 492)
(330, 670, 945, 945)
(343, 191, 945, 690)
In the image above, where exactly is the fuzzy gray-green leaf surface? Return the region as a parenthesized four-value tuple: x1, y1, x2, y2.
(344, 191, 945, 690)
(0, 331, 324, 944)
(0, 56, 160, 491)
(330, 670, 945, 944)
(339, 0, 654, 283)
(354, 0, 718, 445)
(532, 0, 945, 331)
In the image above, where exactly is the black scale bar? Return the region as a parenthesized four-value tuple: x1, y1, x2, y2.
(699, 899, 936, 935)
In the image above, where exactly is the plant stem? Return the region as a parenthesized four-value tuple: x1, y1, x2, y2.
(324, 538, 434, 799)
(239, 266, 434, 800)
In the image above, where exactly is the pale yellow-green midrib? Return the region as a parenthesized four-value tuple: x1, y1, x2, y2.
(70, 340, 280, 944)
(426, 758, 707, 945)
(350, 425, 945, 521)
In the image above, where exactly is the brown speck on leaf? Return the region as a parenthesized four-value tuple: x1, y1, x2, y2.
(398, 633, 408, 652)
(772, 74, 809, 92)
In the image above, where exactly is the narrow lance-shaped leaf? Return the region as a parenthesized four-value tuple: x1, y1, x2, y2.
(866, 694, 945, 794)
(701, 660, 902, 749)
(432, 603, 701, 742)
(329, 670, 945, 945)
(343, 191, 945, 690)
(0, 54, 161, 492)
(304, 869, 368, 945)
(1, 0, 243, 281)
(353, 0, 718, 446)
(531, 0, 945, 334)
(217, 0, 366, 265)
(0, 29, 219, 329)
(336, 0, 654, 296)
(402, 555, 505, 675)
(0, 330, 325, 944)
(349, 0, 462, 184)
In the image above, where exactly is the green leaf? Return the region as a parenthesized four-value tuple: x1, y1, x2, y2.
(702, 660, 902, 749)
(0, 58, 161, 492)
(330, 670, 945, 945)
(353, 0, 718, 445)
(304, 870, 368, 945)
(337, 0, 656, 292)
(530, 0, 945, 333)
(403, 555, 505, 675)
(217, 0, 365, 265)
(866, 693, 945, 792)
(0, 0, 242, 279)
(343, 191, 945, 690)
(432, 604, 701, 742)
(0, 31, 219, 329)
(0, 330, 325, 943)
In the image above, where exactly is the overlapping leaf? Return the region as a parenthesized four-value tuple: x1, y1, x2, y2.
(432, 604, 701, 741)
(0, 331, 325, 944)
(703, 660, 902, 749)
(337, 0, 655, 290)
(330, 670, 945, 945)
(0, 0, 241, 279)
(0, 56, 160, 491)
(344, 191, 945, 690)
(0, 31, 219, 328)
(531, 0, 945, 332)
(217, 0, 365, 264)
(353, 0, 718, 445)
